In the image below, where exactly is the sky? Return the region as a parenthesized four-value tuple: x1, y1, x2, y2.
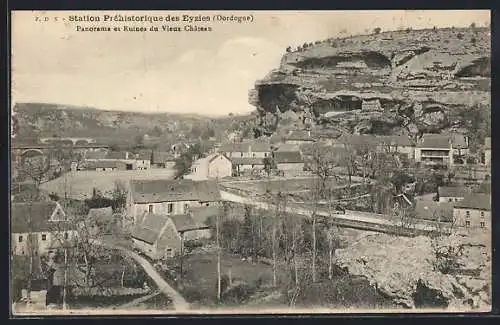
(11, 10, 490, 116)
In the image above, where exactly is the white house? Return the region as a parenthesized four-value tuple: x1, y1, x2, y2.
(220, 141, 271, 159)
(184, 153, 232, 180)
(11, 202, 78, 256)
(453, 194, 491, 230)
(127, 179, 220, 226)
(415, 134, 453, 168)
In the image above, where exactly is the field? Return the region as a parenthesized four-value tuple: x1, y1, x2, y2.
(39, 168, 176, 200)
(177, 251, 285, 307)
(221, 177, 349, 196)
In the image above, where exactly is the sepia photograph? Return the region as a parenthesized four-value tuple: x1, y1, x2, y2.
(10, 10, 491, 315)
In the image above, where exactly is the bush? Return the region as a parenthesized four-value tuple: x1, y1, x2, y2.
(373, 27, 381, 34)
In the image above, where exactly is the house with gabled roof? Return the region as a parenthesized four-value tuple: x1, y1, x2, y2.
(415, 134, 453, 168)
(184, 153, 232, 181)
(220, 140, 271, 160)
(453, 194, 491, 230)
(11, 202, 77, 256)
(273, 151, 305, 176)
(127, 179, 220, 225)
(131, 209, 215, 260)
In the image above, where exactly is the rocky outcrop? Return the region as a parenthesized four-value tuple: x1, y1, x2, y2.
(250, 27, 490, 137)
(335, 232, 491, 310)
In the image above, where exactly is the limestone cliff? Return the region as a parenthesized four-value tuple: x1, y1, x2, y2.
(249, 27, 490, 140)
(335, 231, 491, 310)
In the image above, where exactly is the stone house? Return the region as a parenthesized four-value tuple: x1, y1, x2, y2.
(273, 151, 305, 176)
(131, 210, 213, 260)
(126, 179, 220, 226)
(11, 202, 78, 257)
(184, 153, 232, 181)
(220, 141, 271, 159)
(453, 194, 491, 230)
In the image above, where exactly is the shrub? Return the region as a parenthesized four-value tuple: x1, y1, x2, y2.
(373, 27, 381, 34)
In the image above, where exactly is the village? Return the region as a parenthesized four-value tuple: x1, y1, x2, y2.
(10, 126, 492, 311)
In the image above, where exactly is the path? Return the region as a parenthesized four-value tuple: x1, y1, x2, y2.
(95, 240, 190, 311)
(117, 290, 161, 309)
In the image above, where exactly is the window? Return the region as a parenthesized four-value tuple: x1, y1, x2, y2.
(41, 234, 47, 241)
(253, 153, 256, 157)
(205, 203, 209, 207)
(18, 235, 23, 243)
(480, 222, 485, 228)
(64, 232, 68, 239)
(466, 211, 470, 218)
(168, 203, 174, 214)
(264, 152, 268, 157)
(149, 205, 154, 213)
(465, 221, 470, 227)
(184, 204, 189, 213)
(166, 248, 173, 257)
(480, 211, 485, 217)
(448, 198, 453, 202)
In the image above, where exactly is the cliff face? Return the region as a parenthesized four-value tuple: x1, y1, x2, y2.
(335, 231, 491, 310)
(249, 27, 490, 139)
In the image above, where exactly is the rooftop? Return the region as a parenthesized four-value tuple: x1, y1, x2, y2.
(130, 179, 220, 204)
(84, 151, 108, 160)
(106, 151, 130, 160)
(131, 213, 169, 244)
(414, 200, 453, 222)
(11, 201, 71, 233)
(273, 151, 304, 164)
(170, 214, 209, 233)
(453, 194, 491, 211)
(87, 206, 113, 222)
(417, 134, 451, 149)
(231, 157, 266, 166)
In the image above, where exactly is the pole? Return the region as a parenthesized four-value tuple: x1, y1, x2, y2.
(63, 247, 67, 310)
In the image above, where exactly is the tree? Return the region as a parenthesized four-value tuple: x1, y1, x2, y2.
(373, 27, 381, 34)
(111, 180, 127, 212)
(263, 156, 277, 177)
(286, 46, 292, 53)
(470, 22, 476, 29)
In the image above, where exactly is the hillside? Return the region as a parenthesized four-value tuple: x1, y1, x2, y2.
(12, 102, 254, 145)
(249, 27, 491, 147)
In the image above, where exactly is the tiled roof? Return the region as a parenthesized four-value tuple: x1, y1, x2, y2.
(170, 214, 209, 233)
(106, 151, 129, 160)
(130, 179, 220, 204)
(273, 151, 303, 164)
(220, 142, 251, 153)
(84, 151, 108, 160)
(131, 213, 169, 244)
(87, 160, 120, 169)
(136, 151, 152, 160)
(11, 202, 71, 233)
(417, 134, 451, 149)
(453, 194, 491, 211)
(438, 186, 468, 198)
(276, 143, 300, 152)
(335, 134, 379, 147)
(250, 141, 272, 152)
(231, 157, 265, 166)
(284, 130, 315, 141)
(414, 200, 453, 222)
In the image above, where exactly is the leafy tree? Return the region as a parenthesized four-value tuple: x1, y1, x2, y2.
(470, 22, 476, 29)
(373, 27, 381, 34)
(286, 46, 292, 53)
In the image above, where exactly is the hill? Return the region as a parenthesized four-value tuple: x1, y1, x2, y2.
(248, 27, 491, 149)
(12, 102, 254, 146)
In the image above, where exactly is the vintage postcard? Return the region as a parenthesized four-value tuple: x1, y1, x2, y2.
(10, 10, 491, 315)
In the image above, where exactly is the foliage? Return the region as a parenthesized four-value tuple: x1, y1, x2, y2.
(173, 142, 206, 179)
(432, 242, 464, 274)
(373, 27, 382, 34)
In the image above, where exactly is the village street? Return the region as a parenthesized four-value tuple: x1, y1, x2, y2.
(94, 240, 190, 311)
